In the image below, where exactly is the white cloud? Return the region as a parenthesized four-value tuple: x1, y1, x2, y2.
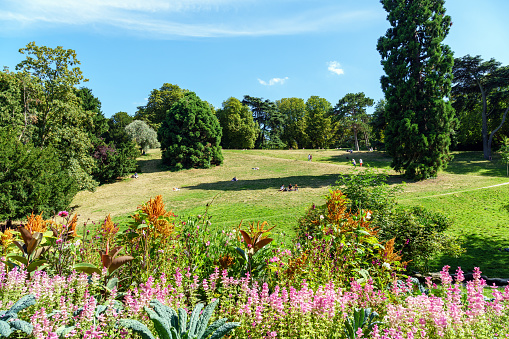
(0, 0, 384, 38)
(327, 61, 344, 76)
(258, 77, 289, 86)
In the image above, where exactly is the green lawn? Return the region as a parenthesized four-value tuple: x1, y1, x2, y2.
(71, 149, 509, 277)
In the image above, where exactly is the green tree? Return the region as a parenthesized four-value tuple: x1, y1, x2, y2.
(0, 130, 77, 221)
(75, 87, 108, 142)
(135, 83, 188, 130)
(216, 97, 257, 149)
(106, 112, 134, 146)
(305, 96, 332, 148)
(276, 97, 307, 149)
(452, 55, 509, 158)
(0, 70, 41, 142)
(74, 93, 138, 184)
(333, 92, 374, 151)
(370, 99, 387, 150)
(158, 92, 223, 170)
(125, 120, 161, 153)
(242, 95, 279, 148)
(16, 42, 97, 189)
(377, 0, 456, 179)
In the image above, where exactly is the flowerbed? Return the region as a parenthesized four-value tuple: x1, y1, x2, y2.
(1, 192, 508, 338)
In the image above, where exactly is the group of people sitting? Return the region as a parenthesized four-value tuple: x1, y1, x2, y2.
(279, 184, 298, 191)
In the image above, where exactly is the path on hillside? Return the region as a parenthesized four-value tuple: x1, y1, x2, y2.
(400, 181, 509, 201)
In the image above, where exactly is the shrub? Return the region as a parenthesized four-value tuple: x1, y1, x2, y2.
(334, 169, 463, 272)
(292, 190, 406, 290)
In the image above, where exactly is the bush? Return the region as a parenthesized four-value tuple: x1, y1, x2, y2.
(334, 168, 463, 272)
(0, 130, 77, 221)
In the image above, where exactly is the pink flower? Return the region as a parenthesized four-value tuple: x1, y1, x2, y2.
(58, 211, 69, 218)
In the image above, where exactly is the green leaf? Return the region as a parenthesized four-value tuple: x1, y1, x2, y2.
(200, 318, 227, 339)
(26, 259, 47, 273)
(188, 303, 204, 336)
(6, 255, 28, 266)
(144, 307, 171, 339)
(10, 319, 33, 335)
(0, 320, 13, 337)
(105, 277, 119, 292)
(195, 299, 219, 339)
(118, 319, 156, 339)
(209, 322, 241, 339)
(73, 263, 101, 275)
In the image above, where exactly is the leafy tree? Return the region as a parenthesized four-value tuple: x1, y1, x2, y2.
(106, 112, 134, 146)
(125, 120, 160, 153)
(276, 97, 307, 149)
(216, 97, 257, 149)
(452, 55, 509, 158)
(333, 93, 374, 151)
(242, 95, 278, 148)
(0, 130, 77, 221)
(0, 70, 40, 142)
(158, 92, 223, 170)
(305, 96, 332, 148)
(75, 87, 108, 142)
(370, 99, 387, 150)
(377, 0, 456, 179)
(16, 42, 97, 189)
(135, 83, 188, 130)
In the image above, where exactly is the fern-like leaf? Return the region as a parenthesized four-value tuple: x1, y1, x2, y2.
(188, 303, 204, 336)
(178, 307, 187, 336)
(209, 322, 241, 339)
(0, 321, 12, 338)
(9, 319, 33, 335)
(144, 306, 172, 339)
(195, 299, 219, 339)
(199, 318, 227, 339)
(4, 295, 36, 318)
(118, 319, 156, 339)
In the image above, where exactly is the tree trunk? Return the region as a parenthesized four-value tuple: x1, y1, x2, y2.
(479, 79, 490, 160)
(487, 106, 509, 160)
(354, 129, 360, 151)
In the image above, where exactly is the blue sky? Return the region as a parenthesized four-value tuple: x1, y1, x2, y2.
(1, 0, 508, 117)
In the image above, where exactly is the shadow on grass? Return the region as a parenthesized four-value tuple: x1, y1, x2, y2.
(185, 174, 340, 191)
(138, 158, 163, 174)
(321, 151, 393, 169)
(185, 170, 410, 191)
(431, 233, 509, 278)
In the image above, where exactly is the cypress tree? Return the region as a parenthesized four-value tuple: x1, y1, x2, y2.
(377, 0, 456, 179)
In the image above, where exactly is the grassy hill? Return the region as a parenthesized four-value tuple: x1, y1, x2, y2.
(71, 148, 509, 276)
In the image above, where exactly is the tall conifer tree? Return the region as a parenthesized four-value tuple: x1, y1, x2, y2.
(377, 0, 456, 179)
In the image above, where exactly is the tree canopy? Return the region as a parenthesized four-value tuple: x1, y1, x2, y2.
(158, 92, 223, 170)
(377, 0, 456, 179)
(333, 93, 374, 151)
(216, 97, 257, 149)
(305, 96, 332, 149)
(452, 55, 509, 158)
(125, 120, 160, 153)
(135, 83, 188, 130)
(15, 42, 97, 189)
(276, 97, 307, 149)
